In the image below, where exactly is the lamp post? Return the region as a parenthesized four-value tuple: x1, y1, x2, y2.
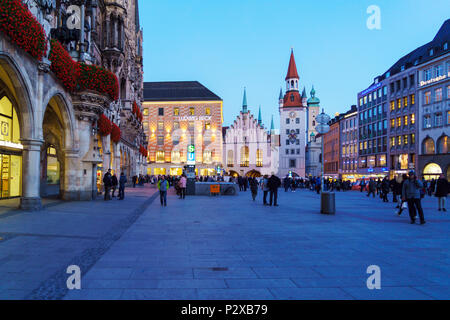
(316, 109, 335, 214)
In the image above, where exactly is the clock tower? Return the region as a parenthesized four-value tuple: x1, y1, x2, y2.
(278, 49, 306, 178)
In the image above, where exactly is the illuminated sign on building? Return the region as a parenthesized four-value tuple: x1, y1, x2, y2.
(187, 144, 196, 165)
(175, 116, 212, 122)
(420, 73, 449, 87)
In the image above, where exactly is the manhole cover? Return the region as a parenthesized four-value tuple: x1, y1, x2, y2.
(211, 267, 228, 272)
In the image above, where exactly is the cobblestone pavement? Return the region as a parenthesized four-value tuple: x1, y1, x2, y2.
(0, 186, 449, 300)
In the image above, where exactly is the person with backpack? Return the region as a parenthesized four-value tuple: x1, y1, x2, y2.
(402, 171, 426, 225)
(435, 174, 449, 212)
(158, 176, 169, 207)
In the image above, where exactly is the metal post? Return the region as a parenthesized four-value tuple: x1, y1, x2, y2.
(322, 135, 324, 193)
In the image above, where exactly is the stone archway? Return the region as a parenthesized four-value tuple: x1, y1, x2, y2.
(41, 94, 76, 198)
(0, 54, 39, 209)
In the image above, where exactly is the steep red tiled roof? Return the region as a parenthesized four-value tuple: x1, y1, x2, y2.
(285, 50, 299, 80)
(283, 91, 303, 107)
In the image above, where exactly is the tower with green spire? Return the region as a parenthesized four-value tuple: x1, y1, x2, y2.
(306, 85, 321, 142)
(242, 87, 248, 113)
(270, 115, 275, 134)
(258, 106, 262, 125)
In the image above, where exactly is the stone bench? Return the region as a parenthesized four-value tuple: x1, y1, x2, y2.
(194, 182, 239, 196)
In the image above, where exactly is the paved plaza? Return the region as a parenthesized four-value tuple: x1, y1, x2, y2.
(0, 186, 449, 300)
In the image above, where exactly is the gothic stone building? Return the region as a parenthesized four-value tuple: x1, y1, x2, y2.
(0, 0, 146, 209)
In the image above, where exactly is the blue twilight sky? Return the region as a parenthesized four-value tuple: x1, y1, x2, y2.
(139, 0, 450, 128)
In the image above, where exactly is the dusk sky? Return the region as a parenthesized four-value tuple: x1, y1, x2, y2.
(139, 0, 450, 128)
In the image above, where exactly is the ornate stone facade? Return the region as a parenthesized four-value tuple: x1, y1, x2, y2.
(0, 0, 145, 209)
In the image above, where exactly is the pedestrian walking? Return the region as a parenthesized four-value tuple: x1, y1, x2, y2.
(249, 177, 258, 201)
(158, 176, 169, 207)
(268, 173, 281, 207)
(360, 180, 366, 193)
(381, 177, 390, 202)
(435, 174, 448, 212)
(179, 174, 187, 199)
(118, 172, 127, 200)
(103, 169, 112, 201)
(111, 173, 118, 198)
(367, 179, 376, 198)
(396, 174, 408, 216)
(261, 175, 270, 206)
(402, 170, 426, 225)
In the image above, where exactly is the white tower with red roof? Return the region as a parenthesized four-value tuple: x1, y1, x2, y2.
(278, 49, 306, 178)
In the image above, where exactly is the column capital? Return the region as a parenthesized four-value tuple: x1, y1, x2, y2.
(20, 139, 44, 151)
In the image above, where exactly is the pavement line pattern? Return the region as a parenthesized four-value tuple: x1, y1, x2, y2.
(24, 192, 159, 300)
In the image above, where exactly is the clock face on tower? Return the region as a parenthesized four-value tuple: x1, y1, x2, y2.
(289, 112, 297, 119)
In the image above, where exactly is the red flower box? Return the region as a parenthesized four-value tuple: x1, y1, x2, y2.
(111, 123, 121, 143)
(0, 0, 47, 61)
(98, 114, 112, 136)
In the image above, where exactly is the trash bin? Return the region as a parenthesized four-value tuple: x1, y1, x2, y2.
(321, 192, 336, 214)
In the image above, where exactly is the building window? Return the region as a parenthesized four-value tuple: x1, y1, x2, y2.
(158, 108, 164, 116)
(203, 150, 212, 164)
(285, 149, 289, 155)
(409, 75, 415, 87)
(425, 91, 431, 104)
(286, 118, 290, 124)
(390, 137, 396, 147)
(240, 146, 249, 167)
(424, 115, 432, 129)
(205, 107, 211, 116)
(435, 113, 443, 126)
(411, 134, 415, 145)
(437, 135, 449, 154)
(397, 99, 402, 109)
(424, 69, 432, 81)
(411, 94, 415, 105)
(143, 108, 149, 116)
(404, 135, 409, 145)
(157, 121, 164, 131)
(171, 150, 181, 164)
(156, 150, 165, 163)
(173, 122, 180, 130)
(383, 86, 387, 96)
(390, 101, 395, 111)
(205, 122, 211, 130)
(435, 88, 443, 102)
(390, 119, 395, 128)
(435, 65, 443, 77)
(256, 149, 263, 167)
(289, 159, 296, 168)
(189, 107, 195, 116)
(397, 117, 402, 127)
(411, 114, 415, 125)
(174, 107, 179, 116)
(398, 136, 402, 146)
(227, 150, 234, 167)
(188, 121, 195, 131)
(403, 97, 408, 107)
(447, 111, 450, 125)
(296, 118, 300, 124)
(46, 146, 60, 185)
(404, 116, 408, 126)
(157, 136, 164, 145)
(423, 138, 435, 155)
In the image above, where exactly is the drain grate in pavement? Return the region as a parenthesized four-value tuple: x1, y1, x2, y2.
(211, 267, 229, 271)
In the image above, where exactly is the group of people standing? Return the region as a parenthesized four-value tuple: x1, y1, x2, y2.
(102, 169, 128, 201)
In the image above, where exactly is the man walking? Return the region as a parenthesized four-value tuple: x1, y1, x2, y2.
(158, 176, 169, 207)
(268, 173, 281, 207)
(381, 176, 390, 202)
(103, 169, 112, 201)
(435, 174, 448, 212)
(118, 172, 127, 200)
(402, 170, 426, 225)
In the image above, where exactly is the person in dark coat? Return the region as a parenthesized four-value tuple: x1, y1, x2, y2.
(367, 179, 376, 198)
(118, 173, 127, 200)
(238, 176, 243, 191)
(402, 170, 426, 225)
(381, 177, 390, 202)
(103, 169, 112, 201)
(249, 177, 259, 201)
(284, 176, 291, 192)
(268, 174, 281, 207)
(111, 173, 118, 198)
(397, 174, 408, 216)
(435, 174, 449, 212)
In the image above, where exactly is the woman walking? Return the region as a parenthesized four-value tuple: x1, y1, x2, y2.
(249, 177, 259, 201)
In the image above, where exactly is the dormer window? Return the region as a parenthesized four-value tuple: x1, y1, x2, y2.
(401, 65, 405, 72)
(430, 48, 434, 56)
(290, 94, 295, 102)
(444, 43, 448, 50)
(386, 72, 390, 78)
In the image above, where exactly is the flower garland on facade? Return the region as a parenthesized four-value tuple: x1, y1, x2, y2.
(111, 123, 121, 143)
(132, 101, 143, 122)
(139, 145, 148, 157)
(0, 0, 47, 61)
(98, 114, 112, 136)
(48, 40, 80, 92)
(48, 40, 119, 101)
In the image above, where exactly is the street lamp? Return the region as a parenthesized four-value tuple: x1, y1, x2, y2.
(315, 109, 335, 214)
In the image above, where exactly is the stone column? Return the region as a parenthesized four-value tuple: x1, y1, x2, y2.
(20, 139, 44, 211)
